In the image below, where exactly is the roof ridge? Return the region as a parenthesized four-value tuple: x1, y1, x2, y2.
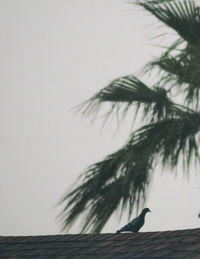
(0, 227, 199, 238)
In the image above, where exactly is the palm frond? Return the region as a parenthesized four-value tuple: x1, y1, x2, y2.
(137, 0, 200, 46)
(59, 141, 153, 233)
(59, 0, 200, 234)
(79, 75, 173, 123)
(131, 110, 200, 169)
(59, 106, 200, 233)
(146, 44, 200, 108)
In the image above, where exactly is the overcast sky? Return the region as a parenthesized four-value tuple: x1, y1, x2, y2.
(0, 0, 199, 236)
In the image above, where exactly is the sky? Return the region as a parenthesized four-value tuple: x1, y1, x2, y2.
(0, 0, 199, 236)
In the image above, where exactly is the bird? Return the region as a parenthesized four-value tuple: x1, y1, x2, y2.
(116, 208, 151, 233)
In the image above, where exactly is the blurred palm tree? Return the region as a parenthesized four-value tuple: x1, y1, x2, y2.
(59, 0, 200, 233)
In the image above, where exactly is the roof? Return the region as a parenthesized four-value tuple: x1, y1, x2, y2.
(0, 228, 200, 258)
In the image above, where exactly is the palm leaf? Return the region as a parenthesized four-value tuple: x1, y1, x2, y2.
(147, 44, 200, 108)
(131, 110, 200, 169)
(79, 75, 173, 123)
(59, 106, 200, 233)
(59, 144, 152, 233)
(137, 0, 200, 45)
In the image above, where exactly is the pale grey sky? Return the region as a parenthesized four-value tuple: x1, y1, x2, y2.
(0, 0, 199, 236)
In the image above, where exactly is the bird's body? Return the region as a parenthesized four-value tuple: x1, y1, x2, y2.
(116, 208, 151, 233)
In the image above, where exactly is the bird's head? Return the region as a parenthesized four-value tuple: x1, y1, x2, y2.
(143, 208, 151, 214)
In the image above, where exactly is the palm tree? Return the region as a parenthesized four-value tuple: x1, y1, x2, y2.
(59, 0, 200, 233)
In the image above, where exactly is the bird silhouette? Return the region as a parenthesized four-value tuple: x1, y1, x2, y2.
(116, 208, 151, 233)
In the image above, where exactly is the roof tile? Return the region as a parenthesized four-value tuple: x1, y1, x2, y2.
(0, 228, 199, 258)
